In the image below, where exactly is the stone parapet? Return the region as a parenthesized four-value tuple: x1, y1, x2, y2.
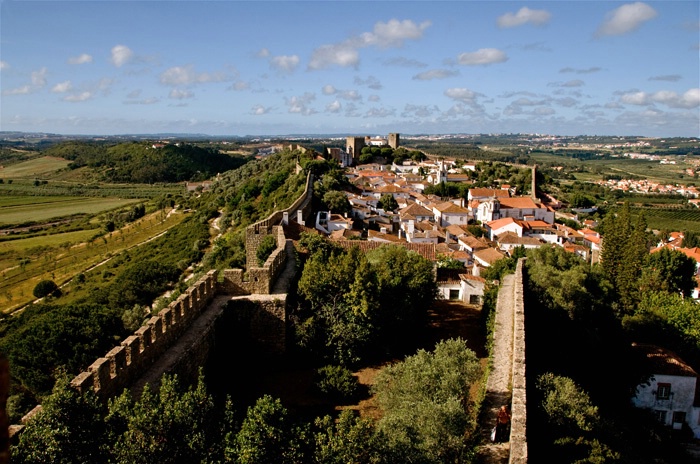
(509, 258, 527, 463)
(70, 270, 219, 398)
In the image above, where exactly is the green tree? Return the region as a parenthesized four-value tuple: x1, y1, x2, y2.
(378, 194, 398, 212)
(640, 248, 697, 297)
(372, 338, 481, 463)
(256, 234, 278, 267)
(313, 410, 383, 464)
(233, 395, 307, 464)
(322, 190, 351, 215)
(107, 371, 216, 463)
(13, 373, 107, 464)
(33, 280, 58, 299)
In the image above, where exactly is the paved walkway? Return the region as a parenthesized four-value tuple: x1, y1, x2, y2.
(476, 272, 516, 464)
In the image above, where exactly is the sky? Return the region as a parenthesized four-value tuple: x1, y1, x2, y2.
(1, 1, 699, 138)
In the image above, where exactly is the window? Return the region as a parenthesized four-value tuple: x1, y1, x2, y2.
(673, 411, 686, 424)
(449, 289, 460, 300)
(657, 383, 671, 400)
(654, 410, 667, 423)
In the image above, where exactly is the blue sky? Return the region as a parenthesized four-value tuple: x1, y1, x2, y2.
(1, 1, 698, 137)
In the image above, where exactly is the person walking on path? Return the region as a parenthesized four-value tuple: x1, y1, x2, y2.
(495, 405, 511, 442)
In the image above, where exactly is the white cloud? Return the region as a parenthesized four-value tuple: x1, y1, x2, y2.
(31, 67, 48, 87)
(51, 81, 73, 93)
(270, 55, 300, 73)
(230, 81, 250, 91)
(326, 100, 342, 113)
(64, 91, 93, 102)
(444, 87, 478, 103)
(560, 67, 602, 74)
(383, 57, 428, 68)
(309, 44, 360, 70)
(365, 107, 395, 118)
(111, 45, 134, 67)
(160, 65, 227, 86)
(285, 92, 316, 115)
(362, 19, 432, 48)
(497, 7, 552, 28)
(322, 85, 336, 95)
(368, 95, 380, 102)
(126, 89, 142, 98)
(402, 104, 440, 118)
(124, 97, 159, 105)
(68, 53, 93, 65)
(619, 88, 700, 108)
(308, 19, 430, 70)
(413, 69, 459, 80)
(169, 88, 194, 99)
(257, 48, 270, 58)
(457, 48, 508, 66)
(596, 2, 657, 37)
(549, 79, 585, 88)
(649, 75, 682, 82)
(251, 105, 269, 115)
(2, 85, 31, 96)
(354, 76, 382, 90)
(0, 61, 8, 70)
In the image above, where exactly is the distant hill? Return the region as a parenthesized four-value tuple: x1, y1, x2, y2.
(37, 141, 251, 183)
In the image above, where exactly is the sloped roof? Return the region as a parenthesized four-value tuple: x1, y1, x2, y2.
(495, 231, 543, 246)
(486, 217, 520, 230)
(632, 343, 698, 377)
(498, 197, 538, 209)
(474, 247, 506, 265)
(469, 188, 510, 198)
(434, 201, 469, 214)
(400, 203, 435, 219)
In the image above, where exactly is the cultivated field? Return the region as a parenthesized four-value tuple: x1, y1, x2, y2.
(0, 156, 70, 178)
(0, 209, 187, 314)
(0, 195, 141, 226)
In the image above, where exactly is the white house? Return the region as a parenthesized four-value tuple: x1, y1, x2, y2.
(432, 201, 470, 227)
(631, 343, 700, 438)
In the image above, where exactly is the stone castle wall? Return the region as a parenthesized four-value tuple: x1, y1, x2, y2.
(509, 258, 527, 463)
(69, 171, 314, 400)
(70, 270, 219, 398)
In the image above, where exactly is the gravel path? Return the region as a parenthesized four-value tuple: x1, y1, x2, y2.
(476, 272, 516, 463)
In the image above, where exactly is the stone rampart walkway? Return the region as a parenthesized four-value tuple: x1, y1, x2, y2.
(476, 272, 516, 463)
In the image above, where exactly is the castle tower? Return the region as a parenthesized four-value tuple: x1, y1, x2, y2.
(388, 132, 400, 149)
(346, 136, 365, 165)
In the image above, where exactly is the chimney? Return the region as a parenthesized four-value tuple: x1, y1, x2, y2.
(282, 212, 289, 225)
(297, 209, 304, 226)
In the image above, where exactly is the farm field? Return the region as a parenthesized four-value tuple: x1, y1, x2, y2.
(631, 208, 700, 234)
(0, 209, 187, 314)
(0, 179, 183, 199)
(0, 156, 70, 178)
(0, 229, 99, 252)
(0, 195, 141, 225)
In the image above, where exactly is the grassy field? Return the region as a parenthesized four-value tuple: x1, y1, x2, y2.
(0, 156, 71, 178)
(0, 178, 184, 199)
(0, 209, 187, 314)
(0, 196, 141, 225)
(0, 229, 100, 252)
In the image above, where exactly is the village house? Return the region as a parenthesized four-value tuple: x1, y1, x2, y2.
(432, 201, 470, 227)
(631, 343, 700, 438)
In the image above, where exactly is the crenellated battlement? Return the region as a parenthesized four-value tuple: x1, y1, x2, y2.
(69, 171, 314, 400)
(70, 270, 219, 398)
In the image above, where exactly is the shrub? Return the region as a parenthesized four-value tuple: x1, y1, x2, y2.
(256, 234, 277, 267)
(314, 365, 360, 403)
(33, 280, 59, 299)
